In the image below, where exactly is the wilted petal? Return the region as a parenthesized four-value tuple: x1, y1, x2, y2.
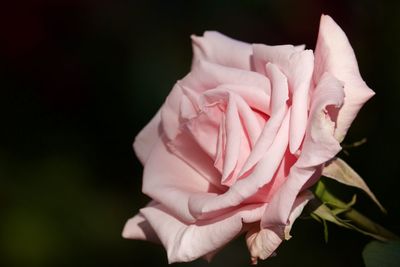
(322, 157, 386, 212)
(246, 226, 281, 264)
(296, 72, 344, 168)
(247, 191, 312, 263)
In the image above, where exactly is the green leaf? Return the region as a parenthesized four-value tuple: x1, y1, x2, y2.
(322, 157, 386, 213)
(363, 241, 400, 267)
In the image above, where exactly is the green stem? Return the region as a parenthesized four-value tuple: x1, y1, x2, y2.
(315, 181, 399, 241)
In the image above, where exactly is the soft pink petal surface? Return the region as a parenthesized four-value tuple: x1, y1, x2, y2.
(252, 44, 314, 153)
(188, 112, 289, 219)
(133, 110, 162, 164)
(191, 31, 252, 70)
(125, 16, 373, 263)
(239, 63, 288, 176)
(246, 191, 313, 263)
(122, 201, 160, 243)
(314, 14, 374, 142)
(261, 72, 344, 234)
(141, 202, 267, 263)
(142, 139, 216, 223)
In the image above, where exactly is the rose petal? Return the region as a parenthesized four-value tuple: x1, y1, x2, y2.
(162, 61, 271, 141)
(142, 139, 217, 223)
(233, 92, 263, 147)
(296, 73, 344, 168)
(181, 88, 260, 182)
(252, 44, 313, 153)
(246, 191, 312, 263)
(188, 112, 290, 219)
(221, 94, 242, 182)
(261, 72, 344, 233)
(161, 83, 185, 140)
(314, 14, 375, 142)
(243, 150, 296, 204)
(203, 85, 271, 121)
(245, 227, 281, 264)
(252, 44, 296, 75)
(239, 63, 288, 176)
(182, 60, 271, 96)
(218, 93, 263, 185)
(284, 191, 314, 240)
(122, 202, 160, 243)
(184, 102, 223, 159)
(191, 31, 252, 70)
(133, 110, 162, 164)
(140, 202, 266, 263)
(287, 50, 314, 153)
(179, 93, 199, 121)
(170, 130, 225, 190)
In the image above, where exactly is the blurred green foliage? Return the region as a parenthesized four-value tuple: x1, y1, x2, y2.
(1, 0, 399, 266)
(363, 241, 400, 267)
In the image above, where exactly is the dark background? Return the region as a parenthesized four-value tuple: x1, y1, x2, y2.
(1, 0, 399, 266)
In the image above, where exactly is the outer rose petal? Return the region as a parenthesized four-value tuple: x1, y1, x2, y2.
(161, 83, 185, 140)
(261, 73, 344, 234)
(245, 227, 281, 264)
(169, 130, 224, 189)
(122, 202, 160, 243)
(191, 31, 252, 70)
(246, 191, 313, 264)
(314, 15, 375, 142)
(140, 203, 267, 263)
(122, 214, 151, 240)
(133, 110, 162, 164)
(142, 139, 217, 223)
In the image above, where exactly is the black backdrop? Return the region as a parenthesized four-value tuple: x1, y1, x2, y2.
(1, 0, 399, 266)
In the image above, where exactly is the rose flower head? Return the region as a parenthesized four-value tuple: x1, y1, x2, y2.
(122, 15, 374, 264)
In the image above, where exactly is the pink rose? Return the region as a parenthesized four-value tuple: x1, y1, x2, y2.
(122, 15, 374, 263)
